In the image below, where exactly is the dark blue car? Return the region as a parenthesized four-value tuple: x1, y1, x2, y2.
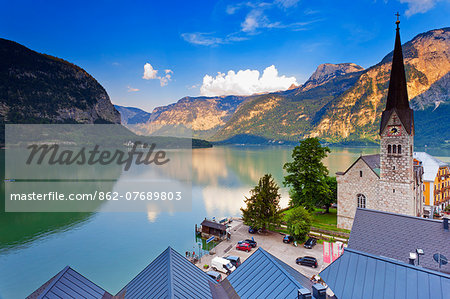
(248, 226, 257, 234)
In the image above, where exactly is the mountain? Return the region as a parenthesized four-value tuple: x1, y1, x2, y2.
(129, 95, 249, 138)
(212, 27, 450, 145)
(112, 27, 449, 146)
(114, 105, 151, 124)
(0, 38, 120, 124)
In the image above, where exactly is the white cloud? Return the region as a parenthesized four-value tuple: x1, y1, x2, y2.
(181, 32, 248, 46)
(142, 63, 173, 86)
(275, 0, 300, 8)
(200, 65, 298, 96)
(400, 0, 437, 16)
(127, 86, 139, 92)
(142, 63, 158, 80)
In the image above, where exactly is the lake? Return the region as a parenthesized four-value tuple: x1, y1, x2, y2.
(1, 145, 449, 298)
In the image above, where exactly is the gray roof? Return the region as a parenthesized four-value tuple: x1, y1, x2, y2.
(349, 208, 450, 273)
(227, 247, 313, 299)
(340, 154, 380, 177)
(117, 246, 217, 298)
(320, 248, 450, 299)
(28, 266, 111, 299)
(202, 219, 227, 231)
(360, 154, 380, 171)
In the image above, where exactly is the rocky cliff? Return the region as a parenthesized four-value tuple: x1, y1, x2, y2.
(130, 96, 248, 138)
(0, 38, 120, 124)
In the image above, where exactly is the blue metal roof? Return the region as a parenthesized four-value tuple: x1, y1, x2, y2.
(227, 247, 310, 299)
(116, 246, 217, 299)
(320, 248, 450, 299)
(33, 266, 111, 299)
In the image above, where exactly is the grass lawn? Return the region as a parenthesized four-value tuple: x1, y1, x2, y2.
(282, 207, 350, 234)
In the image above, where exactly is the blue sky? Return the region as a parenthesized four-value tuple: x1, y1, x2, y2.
(1, 0, 449, 112)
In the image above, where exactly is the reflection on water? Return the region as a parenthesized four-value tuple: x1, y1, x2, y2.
(1, 145, 449, 298)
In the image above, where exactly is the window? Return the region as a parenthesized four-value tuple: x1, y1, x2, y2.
(393, 145, 397, 154)
(388, 144, 391, 153)
(393, 166, 396, 170)
(398, 145, 402, 154)
(357, 194, 366, 208)
(393, 189, 396, 193)
(360, 171, 363, 177)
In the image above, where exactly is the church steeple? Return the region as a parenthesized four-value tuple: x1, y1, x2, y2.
(379, 14, 414, 135)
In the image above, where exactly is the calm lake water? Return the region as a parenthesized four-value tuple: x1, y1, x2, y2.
(1, 146, 449, 298)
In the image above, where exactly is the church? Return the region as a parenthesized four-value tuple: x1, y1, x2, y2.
(336, 19, 426, 230)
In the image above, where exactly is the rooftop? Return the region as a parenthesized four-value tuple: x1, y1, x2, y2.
(202, 219, 228, 231)
(26, 266, 112, 299)
(320, 247, 450, 299)
(348, 208, 450, 274)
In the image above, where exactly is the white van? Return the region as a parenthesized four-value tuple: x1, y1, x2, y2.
(211, 257, 236, 274)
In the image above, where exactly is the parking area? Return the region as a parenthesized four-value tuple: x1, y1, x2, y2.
(197, 219, 325, 280)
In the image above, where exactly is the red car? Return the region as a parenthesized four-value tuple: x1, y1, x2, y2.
(236, 242, 252, 252)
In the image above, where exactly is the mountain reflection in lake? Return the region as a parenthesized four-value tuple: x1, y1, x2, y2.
(0, 146, 449, 298)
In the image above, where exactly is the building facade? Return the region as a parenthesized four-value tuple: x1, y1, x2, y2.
(337, 20, 424, 230)
(414, 152, 450, 216)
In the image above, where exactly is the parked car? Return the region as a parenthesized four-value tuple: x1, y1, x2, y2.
(283, 235, 294, 243)
(211, 257, 236, 274)
(206, 270, 222, 282)
(238, 239, 257, 248)
(296, 256, 318, 268)
(248, 226, 258, 234)
(236, 242, 252, 252)
(224, 256, 241, 268)
(304, 237, 317, 249)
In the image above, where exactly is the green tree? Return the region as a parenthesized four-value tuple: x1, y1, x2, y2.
(285, 206, 312, 241)
(283, 137, 331, 211)
(319, 176, 337, 213)
(241, 174, 282, 231)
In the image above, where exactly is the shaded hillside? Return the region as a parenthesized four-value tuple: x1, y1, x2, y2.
(0, 38, 120, 124)
(115, 105, 151, 124)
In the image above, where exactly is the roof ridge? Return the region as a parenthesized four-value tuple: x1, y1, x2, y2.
(167, 247, 174, 299)
(356, 208, 444, 224)
(344, 248, 450, 278)
(258, 248, 304, 289)
(37, 266, 70, 299)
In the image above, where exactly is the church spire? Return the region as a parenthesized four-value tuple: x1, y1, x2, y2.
(379, 14, 414, 135)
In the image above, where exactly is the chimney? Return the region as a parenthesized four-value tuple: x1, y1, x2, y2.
(444, 218, 449, 231)
(297, 288, 312, 299)
(409, 252, 417, 265)
(312, 284, 326, 299)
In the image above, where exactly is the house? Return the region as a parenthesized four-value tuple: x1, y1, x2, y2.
(200, 219, 228, 240)
(414, 152, 450, 215)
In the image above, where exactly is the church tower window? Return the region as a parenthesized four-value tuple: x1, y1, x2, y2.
(393, 145, 397, 154)
(388, 145, 391, 153)
(398, 145, 402, 154)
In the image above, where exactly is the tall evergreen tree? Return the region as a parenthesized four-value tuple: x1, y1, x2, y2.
(283, 137, 331, 211)
(241, 174, 282, 231)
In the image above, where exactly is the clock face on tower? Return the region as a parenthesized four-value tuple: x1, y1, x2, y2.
(387, 125, 402, 136)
